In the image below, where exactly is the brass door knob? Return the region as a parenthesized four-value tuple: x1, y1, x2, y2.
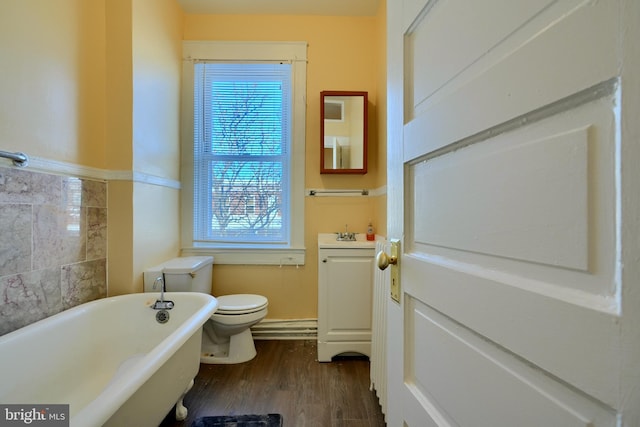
(376, 251, 397, 270)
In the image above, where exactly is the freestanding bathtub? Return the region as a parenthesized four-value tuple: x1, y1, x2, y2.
(0, 292, 218, 427)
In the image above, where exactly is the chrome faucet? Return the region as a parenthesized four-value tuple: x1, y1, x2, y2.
(152, 275, 174, 310)
(336, 224, 356, 241)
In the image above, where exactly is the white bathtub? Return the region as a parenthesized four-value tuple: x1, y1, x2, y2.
(0, 292, 218, 427)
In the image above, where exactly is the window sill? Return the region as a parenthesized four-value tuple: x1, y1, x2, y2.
(181, 246, 306, 266)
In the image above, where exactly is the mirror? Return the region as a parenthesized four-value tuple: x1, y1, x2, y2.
(320, 91, 368, 174)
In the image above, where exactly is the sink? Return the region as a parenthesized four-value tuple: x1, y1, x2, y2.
(318, 233, 376, 249)
(336, 232, 357, 241)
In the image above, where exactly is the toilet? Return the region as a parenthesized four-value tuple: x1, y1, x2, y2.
(144, 256, 268, 364)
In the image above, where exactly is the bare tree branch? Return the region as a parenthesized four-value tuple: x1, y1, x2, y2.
(208, 82, 284, 238)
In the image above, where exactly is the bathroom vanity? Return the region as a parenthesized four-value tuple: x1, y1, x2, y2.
(317, 233, 375, 362)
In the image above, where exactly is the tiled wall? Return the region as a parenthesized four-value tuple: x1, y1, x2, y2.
(0, 166, 107, 336)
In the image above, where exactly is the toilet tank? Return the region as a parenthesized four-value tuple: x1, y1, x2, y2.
(143, 256, 213, 294)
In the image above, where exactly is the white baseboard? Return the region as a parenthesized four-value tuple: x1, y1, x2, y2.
(251, 318, 317, 340)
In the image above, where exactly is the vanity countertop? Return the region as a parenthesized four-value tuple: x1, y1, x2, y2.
(317, 233, 379, 249)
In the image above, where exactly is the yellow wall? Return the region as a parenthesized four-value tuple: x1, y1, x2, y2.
(132, 0, 183, 180)
(107, 181, 134, 295)
(107, 0, 184, 295)
(105, 0, 133, 171)
(0, 0, 106, 167)
(105, 0, 135, 294)
(184, 12, 386, 319)
(132, 183, 181, 293)
(376, 0, 388, 238)
(130, 0, 184, 293)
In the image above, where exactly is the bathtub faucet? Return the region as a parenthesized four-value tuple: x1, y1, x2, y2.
(152, 276, 174, 310)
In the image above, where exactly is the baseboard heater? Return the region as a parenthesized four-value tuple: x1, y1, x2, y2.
(251, 318, 318, 340)
(371, 239, 389, 416)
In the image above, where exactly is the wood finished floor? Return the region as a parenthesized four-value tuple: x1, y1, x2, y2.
(159, 340, 386, 427)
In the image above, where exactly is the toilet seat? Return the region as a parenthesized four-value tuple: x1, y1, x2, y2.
(215, 294, 268, 315)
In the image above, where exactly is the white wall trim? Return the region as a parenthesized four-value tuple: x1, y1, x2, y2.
(181, 246, 305, 265)
(183, 41, 308, 63)
(124, 171, 181, 189)
(27, 156, 110, 180)
(21, 156, 181, 189)
(369, 185, 387, 197)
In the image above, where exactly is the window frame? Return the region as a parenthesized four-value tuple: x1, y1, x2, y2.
(181, 41, 307, 265)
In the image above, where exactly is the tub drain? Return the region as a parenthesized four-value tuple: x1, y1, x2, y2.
(156, 309, 170, 324)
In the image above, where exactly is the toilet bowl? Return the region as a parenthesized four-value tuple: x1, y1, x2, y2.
(143, 256, 268, 365)
(201, 294, 268, 364)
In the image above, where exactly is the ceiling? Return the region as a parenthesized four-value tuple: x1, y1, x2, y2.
(177, 0, 380, 16)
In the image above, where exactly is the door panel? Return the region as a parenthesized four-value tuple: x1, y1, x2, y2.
(406, 0, 553, 109)
(407, 93, 617, 299)
(404, 298, 616, 427)
(412, 126, 590, 270)
(324, 252, 374, 341)
(403, 0, 618, 162)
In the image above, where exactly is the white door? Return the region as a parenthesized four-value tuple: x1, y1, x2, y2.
(385, 0, 640, 426)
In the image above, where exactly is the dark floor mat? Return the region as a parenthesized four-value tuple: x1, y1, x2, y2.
(191, 414, 283, 427)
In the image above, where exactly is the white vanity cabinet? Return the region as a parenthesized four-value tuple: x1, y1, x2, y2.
(317, 233, 375, 362)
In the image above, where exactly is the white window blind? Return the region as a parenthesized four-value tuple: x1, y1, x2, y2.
(193, 62, 293, 245)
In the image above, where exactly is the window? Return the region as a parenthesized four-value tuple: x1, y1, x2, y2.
(181, 42, 307, 265)
(194, 62, 290, 243)
(243, 195, 254, 215)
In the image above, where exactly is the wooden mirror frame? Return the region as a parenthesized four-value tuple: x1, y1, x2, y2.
(320, 91, 368, 174)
